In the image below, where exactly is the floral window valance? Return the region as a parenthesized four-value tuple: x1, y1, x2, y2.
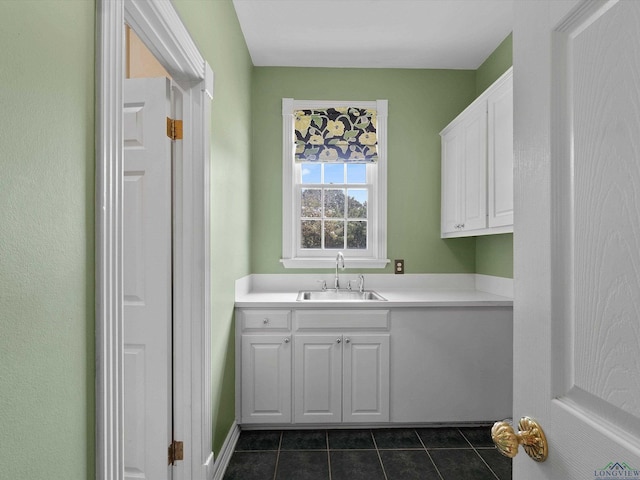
(294, 107, 378, 163)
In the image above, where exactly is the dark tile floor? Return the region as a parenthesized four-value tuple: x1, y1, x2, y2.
(222, 426, 512, 480)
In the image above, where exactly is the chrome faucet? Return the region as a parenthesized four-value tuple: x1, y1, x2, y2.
(335, 252, 345, 290)
(358, 274, 365, 293)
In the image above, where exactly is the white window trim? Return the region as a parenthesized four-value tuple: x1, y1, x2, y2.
(281, 98, 389, 269)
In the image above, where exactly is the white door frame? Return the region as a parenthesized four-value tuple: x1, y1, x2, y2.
(96, 1, 214, 479)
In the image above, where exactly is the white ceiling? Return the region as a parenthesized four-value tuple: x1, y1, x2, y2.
(232, 0, 513, 69)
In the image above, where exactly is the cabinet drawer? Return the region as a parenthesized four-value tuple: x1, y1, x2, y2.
(295, 310, 389, 331)
(241, 310, 291, 331)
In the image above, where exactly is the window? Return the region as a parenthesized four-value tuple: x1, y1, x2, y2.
(281, 99, 389, 268)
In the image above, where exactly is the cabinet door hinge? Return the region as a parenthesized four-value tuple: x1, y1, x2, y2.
(166, 117, 183, 141)
(168, 440, 184, 465)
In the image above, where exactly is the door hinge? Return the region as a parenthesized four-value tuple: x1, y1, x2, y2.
(168, 440, 184, 465)
(166, 117, 183, 141)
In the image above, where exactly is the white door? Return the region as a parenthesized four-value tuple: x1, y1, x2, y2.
(513, 1, 640, 478)
(241, 334, 292, 424)
(123, 77, 173, 480)
(342, 334, 389, 423)
(294, 334, 342, 423)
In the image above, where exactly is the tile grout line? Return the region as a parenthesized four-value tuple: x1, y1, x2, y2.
(370, 429, 389, 480)
(415, 428, 446, 480)
(272, 431, 283, 480)
(457, 428, 502, 480)
(326, 430, 332, 480)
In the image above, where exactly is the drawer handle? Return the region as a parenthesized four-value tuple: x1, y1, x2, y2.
(345, 338, 350, 344)
(263, 318, 269, 324)
(336, 338, 341, 344)
(284, 337, 290, 344)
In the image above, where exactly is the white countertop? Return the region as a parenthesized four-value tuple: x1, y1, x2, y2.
(235, 274, 513, 308)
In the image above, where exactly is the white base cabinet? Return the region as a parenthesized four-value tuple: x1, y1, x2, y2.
(236, 306, 512, 427)
(294, 333, 390, 424)
(238, 309, 292, 424)
(389, 307, 513, 423)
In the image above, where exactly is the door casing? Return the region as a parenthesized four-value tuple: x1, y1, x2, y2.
(96, 1, 214, 479)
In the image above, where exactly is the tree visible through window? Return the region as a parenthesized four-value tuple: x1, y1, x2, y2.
(299, 163, 368, 250)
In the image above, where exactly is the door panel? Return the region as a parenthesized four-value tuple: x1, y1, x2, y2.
(487, 77, 514, 227)
(342, 334, 389, 423)
(462, 105, 487, 231)
(294, 335, 342, 423)
(123, 172, 145, 304)
(514, 1, 640, 478)
(441, 127, 463, 233)
(566, 0, 640, 424)
(123, 77, 172, 480)
(124, 345, 146, 476)
(241, 335, 292, 423)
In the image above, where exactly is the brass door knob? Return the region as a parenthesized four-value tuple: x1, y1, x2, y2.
(491, 417, 548, 462)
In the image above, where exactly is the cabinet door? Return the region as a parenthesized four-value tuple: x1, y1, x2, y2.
(241, 335, 291, 424)
(342, 334, 390, 423)
(441, 125, 464, 234)
(487, 73, 514, 227)
(461, 103, 488, 232)
(441, 101, 487, 237)
(294, 334, 342, 423)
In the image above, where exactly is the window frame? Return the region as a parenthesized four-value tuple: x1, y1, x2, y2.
(281, 98, 389, 269)
(295, 163, 373, 256)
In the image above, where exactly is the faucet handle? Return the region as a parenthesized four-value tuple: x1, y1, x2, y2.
(358, 274, 365, 293)
(317, 280, 327, 291)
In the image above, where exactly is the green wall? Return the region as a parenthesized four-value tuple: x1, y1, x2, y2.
(0, 1, 95, 478)
(0, 0, 252, 475)
(171, 0, 253, 456)
(251, 68, 478, 274)
(476, 33, 513, 96)
(475, 33, 513, 278)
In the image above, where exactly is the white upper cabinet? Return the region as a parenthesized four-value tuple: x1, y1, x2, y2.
(487, 72, 514, 228)
(441, 67, 513, 238)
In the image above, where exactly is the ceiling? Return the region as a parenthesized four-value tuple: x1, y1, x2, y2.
(232, 0, 513, 69)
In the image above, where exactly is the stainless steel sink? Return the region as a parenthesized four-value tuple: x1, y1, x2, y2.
(296, 290, 387, 301)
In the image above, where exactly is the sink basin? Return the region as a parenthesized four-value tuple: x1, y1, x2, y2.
(297, 290, 387, 301)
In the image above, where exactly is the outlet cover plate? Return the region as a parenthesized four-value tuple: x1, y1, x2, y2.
(394, 259, 405, 274)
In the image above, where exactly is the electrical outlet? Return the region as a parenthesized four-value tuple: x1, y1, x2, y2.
(394, 259, 405, 274)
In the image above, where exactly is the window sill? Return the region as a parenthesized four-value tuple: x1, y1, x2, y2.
(280, 258, 390, 269)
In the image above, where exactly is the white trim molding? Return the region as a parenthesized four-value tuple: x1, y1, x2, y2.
(211, 422, 241, 480)
(281, 98, 389, 269)
(96, 2, 125, 478)
(96, 1, 213, 479)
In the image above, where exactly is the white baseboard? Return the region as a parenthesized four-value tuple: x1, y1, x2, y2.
(204, 451, 215, 480)
(211, 421, 240, 480)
